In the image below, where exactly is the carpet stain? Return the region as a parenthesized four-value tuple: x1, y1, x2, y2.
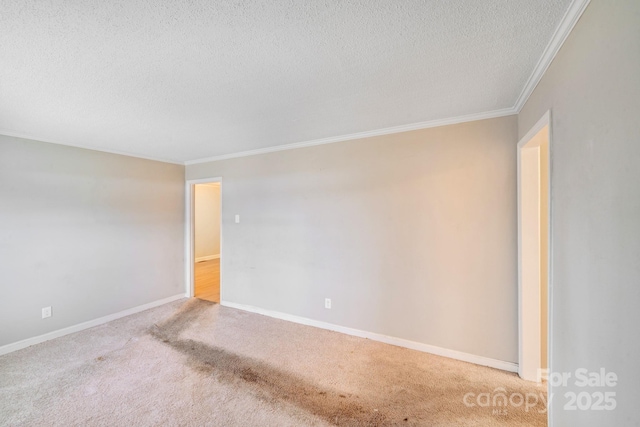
(147, 299, 547, 427)
(149, 300, 392, 426)
(240, 367, 259, 383)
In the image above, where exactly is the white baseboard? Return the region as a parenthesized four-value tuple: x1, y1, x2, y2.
(195, 254, 220, 262)
(0, 294, 186, 356)
(220, 300, 518, 373)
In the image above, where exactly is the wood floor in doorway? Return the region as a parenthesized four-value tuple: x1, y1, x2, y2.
(195, 258, 219, 303)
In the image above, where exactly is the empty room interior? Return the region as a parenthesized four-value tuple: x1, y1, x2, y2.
(0, 1, 638, 426)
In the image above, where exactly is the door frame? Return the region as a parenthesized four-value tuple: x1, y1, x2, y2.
(185, 177, 223, 299)
(517, 110, 552, 384)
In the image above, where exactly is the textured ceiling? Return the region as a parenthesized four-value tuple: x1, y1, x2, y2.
(0, 0, 572, 163)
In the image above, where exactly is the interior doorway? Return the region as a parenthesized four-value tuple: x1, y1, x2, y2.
(518, 112, 550, 384)
(191, 180, 221, 303)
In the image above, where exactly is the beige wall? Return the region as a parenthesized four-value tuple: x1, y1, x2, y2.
(0, 135, 185, 347)
(187, 116, 519, 363)
(518, 0, 640, 424)
(194, 183, 221, 260)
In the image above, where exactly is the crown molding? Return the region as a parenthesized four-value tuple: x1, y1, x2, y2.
(184, 107, 516, 165)
(3, 1, 588, 166)
(0, 129, 184, 165)
(513, 0, 591, 112)
(184, 0, 590, 166)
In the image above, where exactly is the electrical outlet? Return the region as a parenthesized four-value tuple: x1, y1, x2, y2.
(325, 298, 331, 309)
(235, 214, 240, 223)
(42, 306, 52, 319)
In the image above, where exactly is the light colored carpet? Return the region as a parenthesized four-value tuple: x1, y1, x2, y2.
(0, 299, 547, 426)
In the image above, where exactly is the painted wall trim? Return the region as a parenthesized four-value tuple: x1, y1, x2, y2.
(513, 0, 591, 112)
(195, 254, 220, 262)
(185, 177, 224, 299)
(0, 130, 184, 165)
(184, 108, 516, 165)
(517, 111, 551, 150)
(0, 294, 185, 356)
(221, 300, 518, 373)
(516, 110, 553, 421)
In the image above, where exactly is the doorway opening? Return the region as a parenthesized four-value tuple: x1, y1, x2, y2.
(518, 111, 550, 384)
(187, 178, 222, 303)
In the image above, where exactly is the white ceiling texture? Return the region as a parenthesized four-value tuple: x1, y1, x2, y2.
(0, 0, 575, 164)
